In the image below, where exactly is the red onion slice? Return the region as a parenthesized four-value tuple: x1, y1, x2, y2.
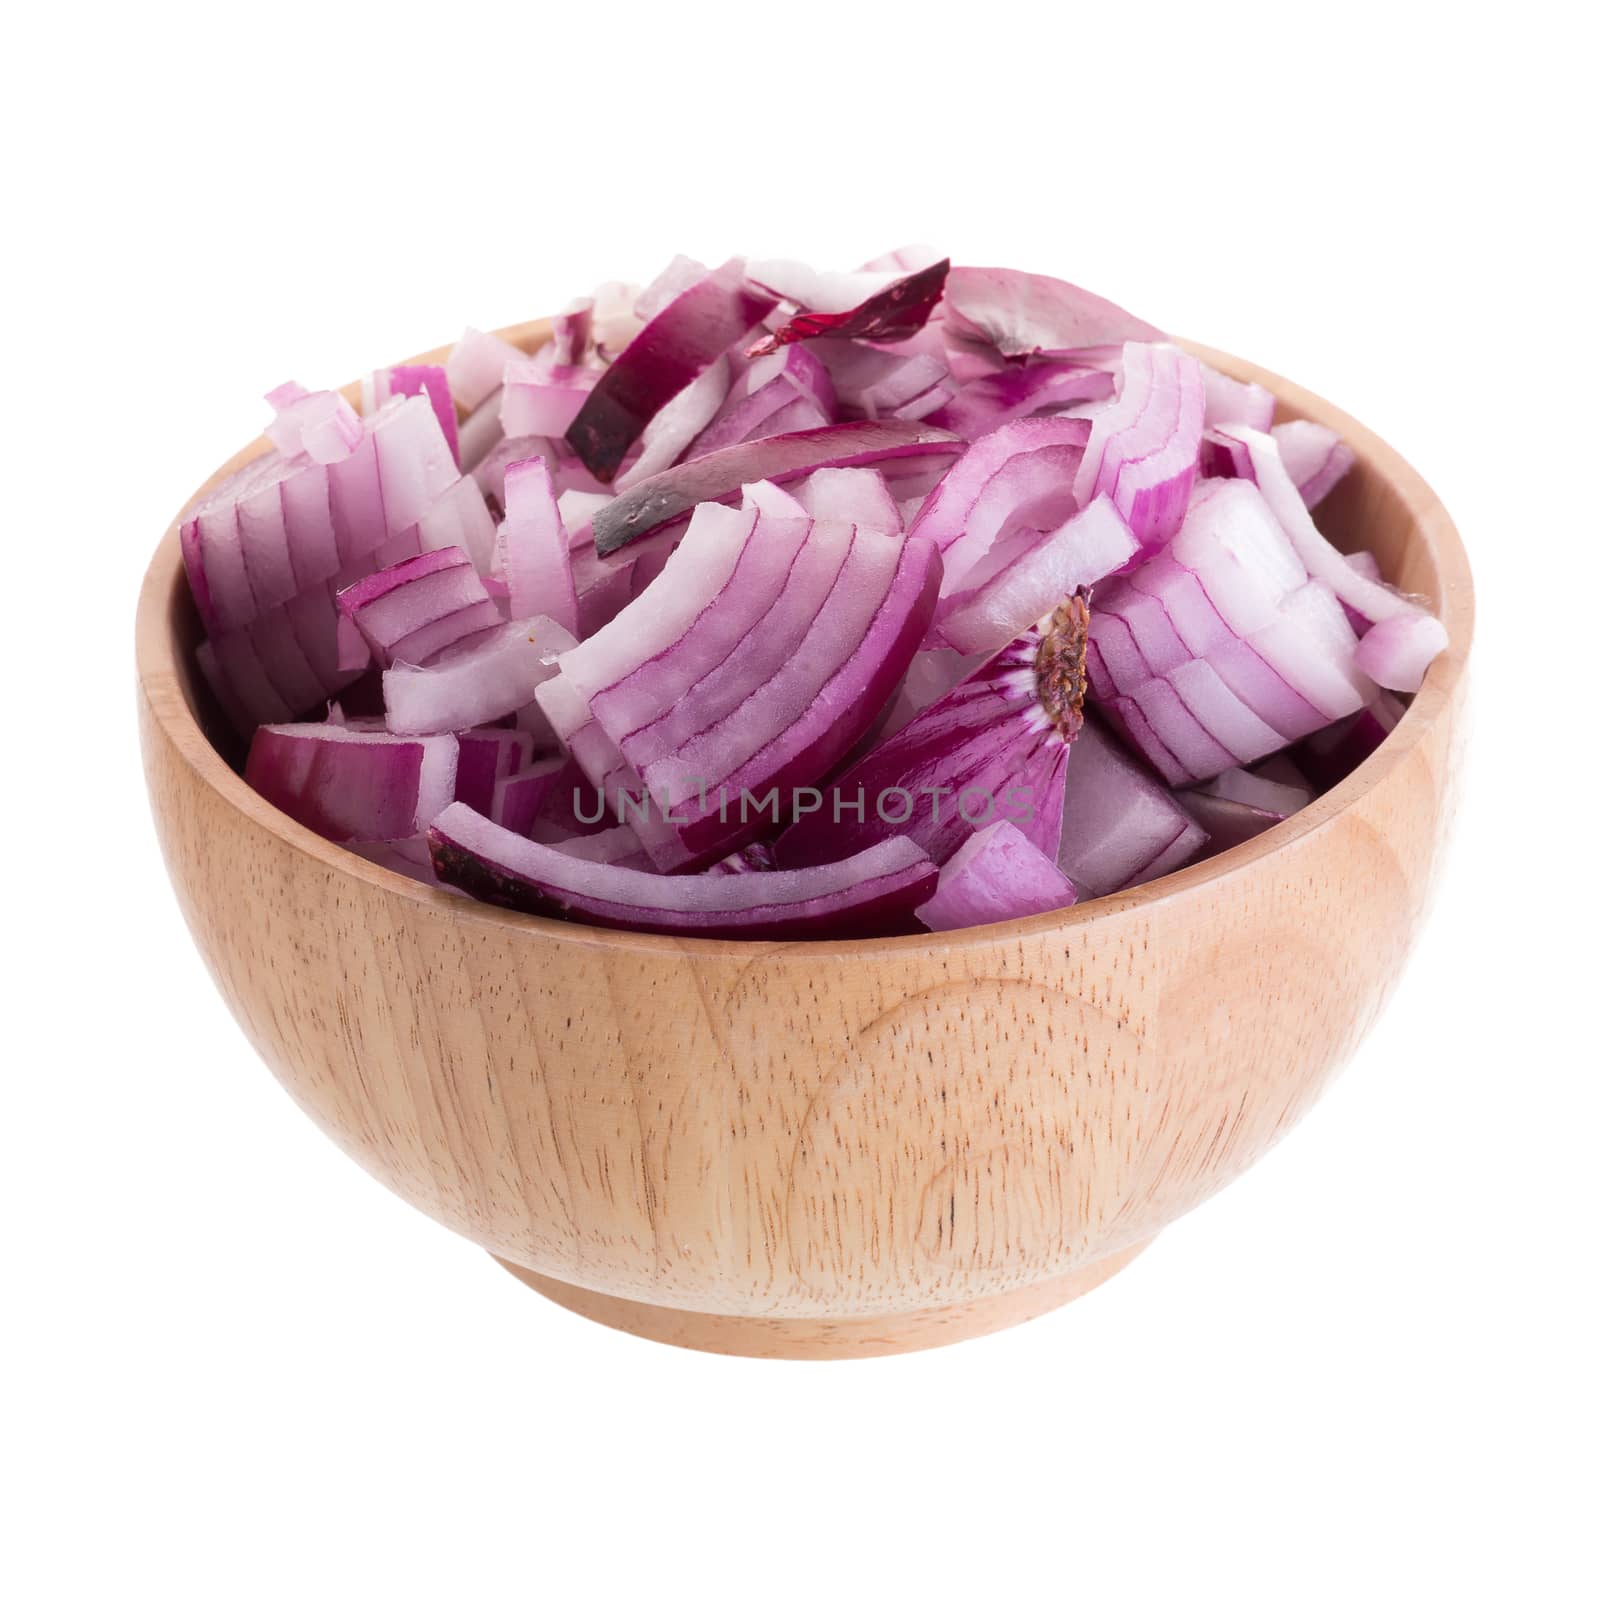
(778, 609, 1086, 869)
(1199, 363, 1275, 431)
(501, 360, 598, 438)
(564, 259, 777, 482)
(246, 722, 459, 843)
(747, 258, 950, 356)
(453, 728, 537, 816)
(1073, 343, 1204, 554)
(496, 457, 579, 636)
(365, 365, 459, 465)
(384, 615, 576, 736)
(1354, 610, 1450, 692)
(687, 345, 835, 457)
(1272, 419, 1355, 509)
(908, 415, 1092, 591)
(488, 752, 568, 835)
(590, 419, 963, 557)
(943, 266, 1163, 358)
(790, 467, 903, 534)
(915, 820, 1078, 932)
(447, 327, 524, 412)
(428, 805, 936, 938)
(337, 545, 499, 668)
(934, 496, 1141, 655)
(1054, 719, 1207, 897)
(1215, 426, 1446, 690)
(928, 361, 1115, 440)
(612, 355, 733, 490)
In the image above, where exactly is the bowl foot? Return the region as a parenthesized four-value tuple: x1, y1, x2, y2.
(490, 1240, 1152, 1359)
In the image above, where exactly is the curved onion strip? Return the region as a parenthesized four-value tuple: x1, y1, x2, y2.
(384, 616, 575, 736)
(1216, 427, 1443, 680)
(688, 345, 835, 457)
(1073, 343, 1204, 552)
(935, 496, 1140, 655)
(908, 415, 1091, 591)
(943, 266, 1162, 357)
(564, 259, 776, 482)
(613, 355, 732, 490)
(1355, 610, 1450, 692)
(1272, 419, 1355, 509)
(428, 805, 937, 938)
(337, 545, 499, 668)
(591, 419, 962, 557)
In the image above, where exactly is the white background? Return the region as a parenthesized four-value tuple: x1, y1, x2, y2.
(5, 3, 1595, 1595)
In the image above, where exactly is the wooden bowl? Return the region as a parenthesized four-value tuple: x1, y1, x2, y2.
(137, 324, 1473, 1358)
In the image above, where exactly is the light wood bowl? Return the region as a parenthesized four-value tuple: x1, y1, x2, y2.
(137, 323, 1473, 1358)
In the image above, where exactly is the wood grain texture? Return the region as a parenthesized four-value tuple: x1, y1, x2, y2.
(136, 325, 1474, 1357)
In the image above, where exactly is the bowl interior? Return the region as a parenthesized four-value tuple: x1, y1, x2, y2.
(138, 331, 1474, 948)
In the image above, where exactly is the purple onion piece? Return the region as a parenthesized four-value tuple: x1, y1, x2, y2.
(590, 419, 963, 557)
(915, 821, 1078, 932)
(564, 259, 777, 483)
(1055, 719, 1208, 898)
(428, 805, 936, 938)
(777, 604, 1089, 869)
(246, 722, 459, 843)
(943, 266, 1163, 358)
(748, 258, 950, 356)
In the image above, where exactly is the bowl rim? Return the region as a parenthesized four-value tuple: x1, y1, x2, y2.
(136, 322, 1474, 961)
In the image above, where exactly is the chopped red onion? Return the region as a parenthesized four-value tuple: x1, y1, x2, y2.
(613, 355, 733, 490)
(541, 487, 941, 869)
(365, 365, 459, 465)
(447, 327, 524, 412)
(1199, 363, 1275, 431)
(688, 345, 835, 457)
(928, 361, 1115, 440)
(384, 615, 576, 736)
(916, 821, 1078, 932)
(1216, 425, 1444, 689)
(500, 360, 598, 438)
(428, 805, 936, 937)
(245, 722, 459, 842)
(590, 418, 963, 557)
(908, 415, 1092, 593)
(747, 257, 949, 355)
(565, 259, 777, 482)
(1354, 610, 1450, 693)
(942, 266, 1163, 358)
(1054, 719, 1208, 897)
(1272, 418, 1355, 509)
(1073, 343, 1204, 554)
(337, 545, 500, 668)
(495, 457, 579, 636)
(213, 250, 1448, 937)
(934, 495, 1140, 655)
(454, 728, 537, 816)
(778, 605, 1088, 869)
